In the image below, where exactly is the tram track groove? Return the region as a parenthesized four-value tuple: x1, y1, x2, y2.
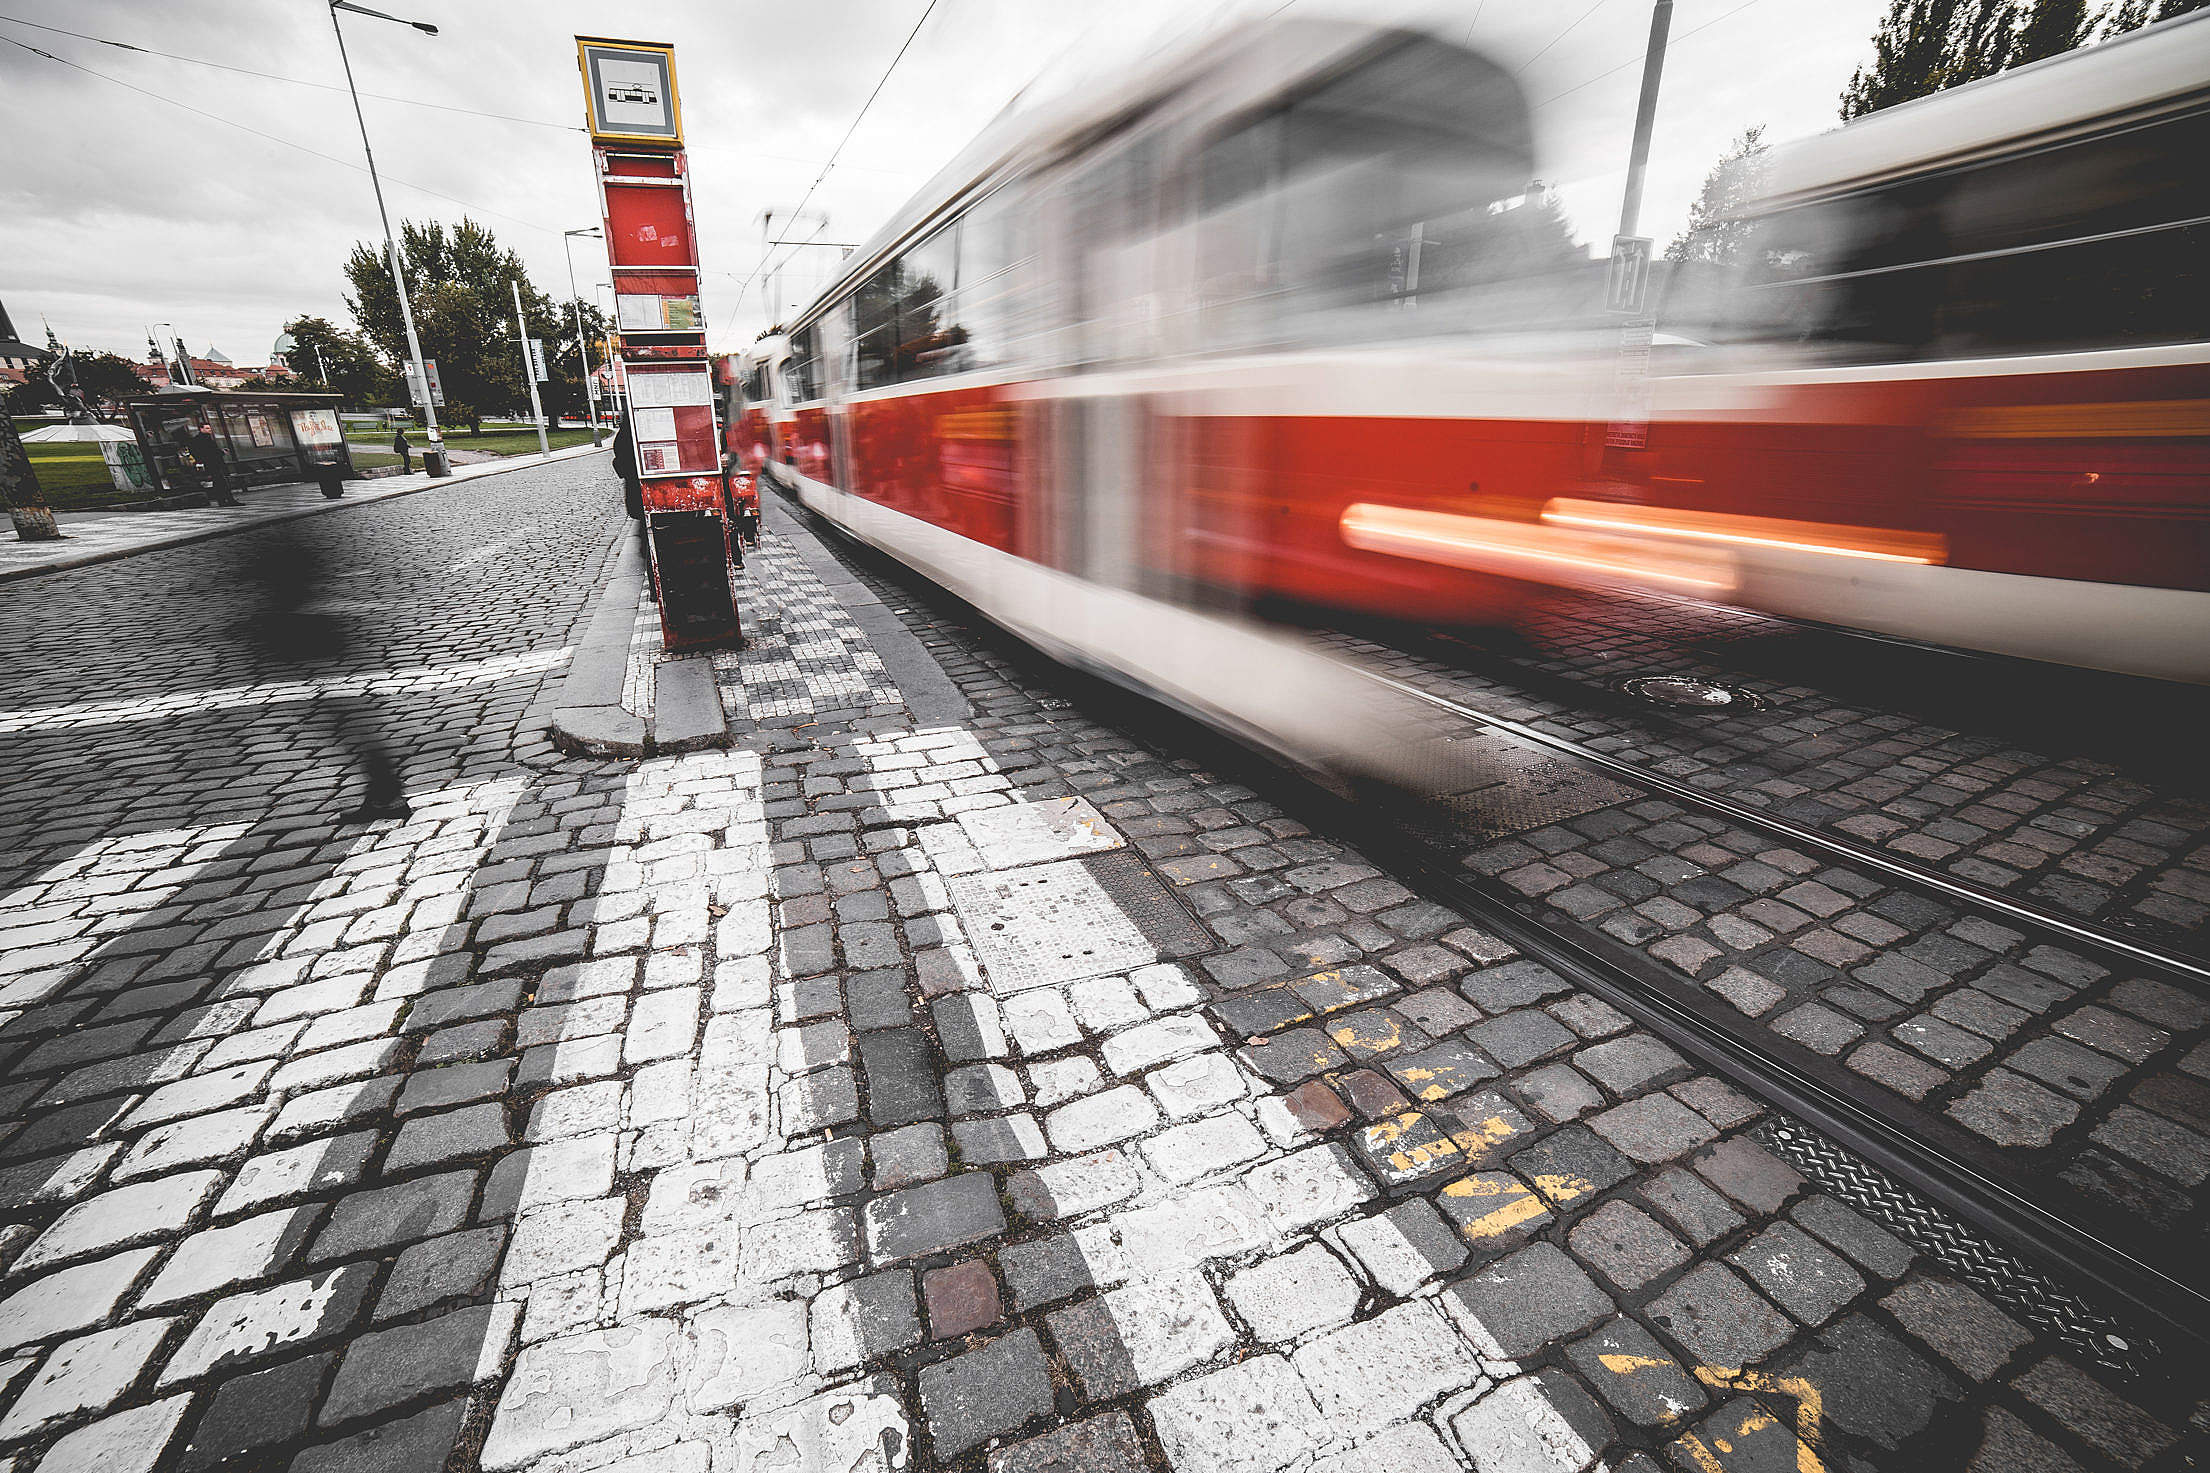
(778, 481, 2208, 1398)
(1355, 661, 2210, 990)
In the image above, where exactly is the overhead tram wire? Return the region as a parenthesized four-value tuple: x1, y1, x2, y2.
(722, 0, 943, 326)
(0, 14, 904, 180)
(1533, 0, 1774, 108)
(1517, 0, 1617, 73)
(0, 33, 566, 240)
(0, 10, 583, 132)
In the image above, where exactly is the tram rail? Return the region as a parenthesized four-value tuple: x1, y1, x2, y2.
(781, 483, 2210, 1400)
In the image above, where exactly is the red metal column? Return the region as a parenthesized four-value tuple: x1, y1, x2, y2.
(576, 36, 739, 649)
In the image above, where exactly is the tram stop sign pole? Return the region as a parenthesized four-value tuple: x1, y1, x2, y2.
(576, 35, 740, 650)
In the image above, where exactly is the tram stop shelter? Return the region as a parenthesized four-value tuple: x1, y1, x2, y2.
(124, 388, 354, 498)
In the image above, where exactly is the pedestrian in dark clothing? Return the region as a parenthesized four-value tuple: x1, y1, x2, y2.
(245, 520, 409, 821)
(392, 427, 413, 474)
(611, 421, 641, 519)
(610, 420, 654, 599)
(188, 423, 240, 505)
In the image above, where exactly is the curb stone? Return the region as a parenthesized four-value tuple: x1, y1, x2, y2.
(546, 528, 731, 757)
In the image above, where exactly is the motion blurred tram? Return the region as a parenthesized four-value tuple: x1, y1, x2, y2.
(720, 11, 2210, 733)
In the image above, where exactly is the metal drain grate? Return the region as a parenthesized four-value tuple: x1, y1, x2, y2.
(1430, 730, 1640, 839)
(1085, 849, 1212, 961)
(1619, 675, 1764, 710)
(1754, 1117, 2156, 1381)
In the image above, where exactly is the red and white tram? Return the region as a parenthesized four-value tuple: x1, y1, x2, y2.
(719, 11, 2208, 723)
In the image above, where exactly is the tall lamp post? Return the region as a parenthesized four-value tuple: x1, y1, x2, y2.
(562, 227, 604, 447)
(329, 0, 451, 477)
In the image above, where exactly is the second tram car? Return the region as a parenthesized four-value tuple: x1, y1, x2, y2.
(719, 13, 2209, 702)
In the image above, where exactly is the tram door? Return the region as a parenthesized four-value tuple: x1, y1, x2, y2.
(1048, 138, 1161, 603)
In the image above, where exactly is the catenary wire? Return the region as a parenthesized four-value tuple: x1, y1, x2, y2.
(1533, 0, 1775, 108)
(0, 33, 565, 239)
(0, 10, 891, 174)
(1518, 0, 1617, 72)
(0, 10, 584, 131)
(723, 0, 943, 318)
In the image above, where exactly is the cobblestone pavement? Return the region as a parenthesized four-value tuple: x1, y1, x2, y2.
(1314, 608, 2210, 1276)
(0, 447, 604, 582)
(1314, 592, 2210, 949)
(0, 459, 2200, 1473)
(620, 532, 900, 729)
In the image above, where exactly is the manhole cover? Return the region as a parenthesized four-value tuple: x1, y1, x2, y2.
(1619, 676, 1762, 710)
(946, 858, 1160, 994)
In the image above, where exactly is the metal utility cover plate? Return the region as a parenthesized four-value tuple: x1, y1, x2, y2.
(957, 796, 1124, 870)
(947, 857, 1160, 995)
(1434, 729, 1638, 840)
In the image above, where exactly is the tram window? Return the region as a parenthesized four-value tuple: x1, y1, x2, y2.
(854, 263, 904, 390)
(898, 225, 962, 380)
(1696, 106, 2210, 359)
(1193, 37, 1555, 349)
(945, 189, 1025, 372)
(786, 326, 818, 403)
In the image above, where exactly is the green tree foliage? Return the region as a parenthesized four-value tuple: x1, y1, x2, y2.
(2, 350, 140, 415)
(1841, 0, 2019, 119)
(2099, 0, 2209, 35)
(278, 315, 391, 409)
(70, 352, 149, 411)
(1665, 127, 1770, 265)
(541, 300, 610, 423)
(1844, 0, 2205, 118)
(2011, 0, 2094, 60)
(343, 218, 565, 436)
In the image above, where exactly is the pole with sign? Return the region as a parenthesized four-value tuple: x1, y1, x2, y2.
(1606, 1, 1672, 452)
(577, 34, 738, 649)
(512, 280, 551, 457)
(405, 359, 445, 408)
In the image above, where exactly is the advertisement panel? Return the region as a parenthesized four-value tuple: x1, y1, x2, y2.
(290, 408, 344, 448)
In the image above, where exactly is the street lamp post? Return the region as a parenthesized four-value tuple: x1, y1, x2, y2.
(1617, 0, 1675, 241)
(328, 0, 450, 477)
(563, 228, 604, 448)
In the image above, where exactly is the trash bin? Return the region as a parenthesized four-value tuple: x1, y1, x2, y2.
(423, 445, 452, 479)
(312, 460, 347, 499)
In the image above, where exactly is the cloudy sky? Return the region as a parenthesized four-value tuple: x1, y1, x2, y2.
(0, 0, 1889, 367)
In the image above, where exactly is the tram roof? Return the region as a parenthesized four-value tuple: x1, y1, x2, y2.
(781, 16, 1516, 336)
(1764, 7, 2210, 203)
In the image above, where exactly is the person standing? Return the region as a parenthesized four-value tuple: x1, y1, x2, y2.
(187, 421, 239, 506)
(392, 426, 414, 474)
(610, 420, 641, 519)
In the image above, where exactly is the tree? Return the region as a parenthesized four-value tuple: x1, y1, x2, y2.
(2099, 0, 2209, 35)
(1840, 0, 2019, 118)
(278, 315, 391, 408)
(1666, 127, 1770, 265)
(1844, 0, 2204, 118)
(2011, 0, 2093, 60)
(69, 352, 151, 414)
(541, 300, 609, 423)
(344, 218, 565, 436)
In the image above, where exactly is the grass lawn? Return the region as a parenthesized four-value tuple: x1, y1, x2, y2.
(19, 424, 599, 510)
(346, 426, 595, 461)
(21, 443, 124, 510)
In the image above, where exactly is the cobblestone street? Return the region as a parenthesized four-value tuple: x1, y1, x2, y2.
(0, 458, 2200, 1473)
